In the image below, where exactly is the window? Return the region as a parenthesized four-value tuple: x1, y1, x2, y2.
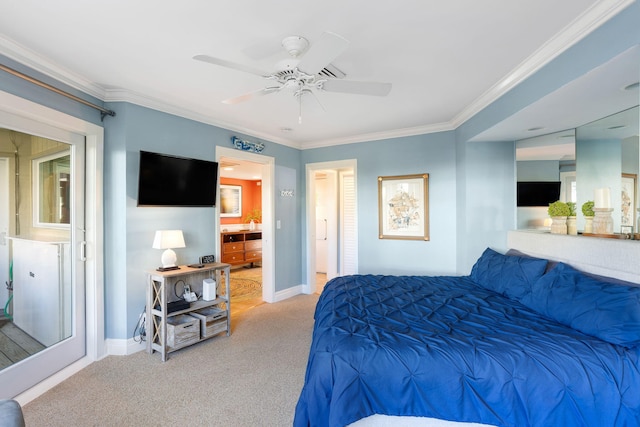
(33, 151, 71, 228)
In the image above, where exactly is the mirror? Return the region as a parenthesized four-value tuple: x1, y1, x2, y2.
(33, 151, 71, 228)
(516, 105, 639, 232)
(516, 130, 576, 230)
(576, 106, 639, 232)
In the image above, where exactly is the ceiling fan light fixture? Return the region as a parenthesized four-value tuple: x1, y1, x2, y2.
(282, 36, 309, 58)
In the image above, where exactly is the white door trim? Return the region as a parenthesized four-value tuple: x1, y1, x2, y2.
(0, 157, 8, 309)
(305, 159, 357, 293)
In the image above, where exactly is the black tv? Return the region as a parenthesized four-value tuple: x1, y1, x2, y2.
(517, 181, 561, 207)
(137, 151, 218, 207)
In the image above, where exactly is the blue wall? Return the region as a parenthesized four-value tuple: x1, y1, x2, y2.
(101, 103, 303, 338)
(302, 132, 458, 276)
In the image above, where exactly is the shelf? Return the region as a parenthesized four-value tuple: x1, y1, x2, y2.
(582, 232, 635, 240)
(146, 262, 231, 361)
(165, 297, 228, 318)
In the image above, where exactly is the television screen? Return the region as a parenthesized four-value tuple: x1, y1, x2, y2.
(517, 181, 561, 207)
(138, 151, 218, 207)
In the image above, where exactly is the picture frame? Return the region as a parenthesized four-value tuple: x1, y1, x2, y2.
(378, 174, 429, 240)
(621, 173, 636, 229)
(220, 184, 242, 217)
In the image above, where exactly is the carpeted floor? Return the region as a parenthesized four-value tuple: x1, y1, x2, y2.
(22, 293, 320, 426)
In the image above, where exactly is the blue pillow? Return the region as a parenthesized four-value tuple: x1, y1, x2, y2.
(521, 262, 640, 347)
(470, 248, 548, 301)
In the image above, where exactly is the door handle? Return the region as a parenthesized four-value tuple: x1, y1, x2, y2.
(80, 241, 87, 261)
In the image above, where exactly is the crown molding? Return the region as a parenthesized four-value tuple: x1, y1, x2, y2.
(103, 88, 299, 149)
(0, 34, 106, 100)
(449, 0, 635, 130)
(300, 122, 455, 149)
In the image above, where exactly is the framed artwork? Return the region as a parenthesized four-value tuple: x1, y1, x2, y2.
(220, 184, 242, 217)
(378, 174, 429, 240)
(621, 173, 636, 228)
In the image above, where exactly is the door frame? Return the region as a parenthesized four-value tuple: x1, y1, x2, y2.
(305, 159, 357, 293)
(0, 157, 8, 309)
(0, 90, 104, 403)
(215, 146, 275, 303)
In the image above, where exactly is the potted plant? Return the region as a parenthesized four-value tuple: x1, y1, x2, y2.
(566, 202, 577, 235)
(582, 200, 595, 233)
(244, 208, 262, 231)
(548, 201, 570, 234)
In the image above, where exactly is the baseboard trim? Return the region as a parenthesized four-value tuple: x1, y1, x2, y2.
(273, 284, 305, 302)
(15, 356, 93, 406)
(106, 337, 147, 356)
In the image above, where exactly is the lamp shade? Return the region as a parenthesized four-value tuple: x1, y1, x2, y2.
(152, 230, 186, 269)
(152, 230, 185, 250)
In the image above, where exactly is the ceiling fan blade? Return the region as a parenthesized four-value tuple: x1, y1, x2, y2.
(322, 79, 392, 96)
(193, 54, 269, 77)
(297, 32, 349, 75)
(222, 86, 280, 105)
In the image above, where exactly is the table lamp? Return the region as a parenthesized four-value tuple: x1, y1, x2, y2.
(152, 230, 185, 271)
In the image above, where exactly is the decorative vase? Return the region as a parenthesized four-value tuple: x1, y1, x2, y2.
(550, 216, 568, 235)
(584, 216, 594, 234)
(249, 219, 256, 231)
(593, 208, 614, 234)
(567, 216, 577, 235)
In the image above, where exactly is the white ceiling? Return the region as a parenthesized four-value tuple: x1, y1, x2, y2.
(0, 1, 634, 149)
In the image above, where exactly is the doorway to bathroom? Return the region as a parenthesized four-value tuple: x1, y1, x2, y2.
(216, 147, 274, 314)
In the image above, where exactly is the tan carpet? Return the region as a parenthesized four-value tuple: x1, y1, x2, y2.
(22, 293, 319, 427)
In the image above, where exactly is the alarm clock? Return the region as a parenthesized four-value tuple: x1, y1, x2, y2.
(200, 254, 215, 264)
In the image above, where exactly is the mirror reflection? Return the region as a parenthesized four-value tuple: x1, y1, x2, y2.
(0, 129, 72, 374)
(516, 129, 576, 230)
(517, 105, 639, 233)
(34, 152, 71, 227)
(576, 106, 639, 232)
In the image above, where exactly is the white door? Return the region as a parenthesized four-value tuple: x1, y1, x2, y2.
(306, 160, 358, 292)
(0, 127, 85, 399)
(340, 171, 358, 275)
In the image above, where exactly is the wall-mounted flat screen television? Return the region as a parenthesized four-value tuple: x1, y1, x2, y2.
(517, 181, 561, 207)
(137, 150, 218, 207)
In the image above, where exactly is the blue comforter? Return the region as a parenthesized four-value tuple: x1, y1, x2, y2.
(294, 274, 640, 426)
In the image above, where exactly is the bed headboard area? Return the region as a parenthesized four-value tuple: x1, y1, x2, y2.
(507, 230, 640, 285)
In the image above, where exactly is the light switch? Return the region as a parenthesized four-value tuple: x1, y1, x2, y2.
(277, 220, 281, 229)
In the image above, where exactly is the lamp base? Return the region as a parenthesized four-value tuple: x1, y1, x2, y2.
(156, 266, 181, 272)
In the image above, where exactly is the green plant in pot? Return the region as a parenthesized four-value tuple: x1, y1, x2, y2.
(582, 200, 595, 217)
(582, 200, 595, 233)
(548, 201, 570, 217)
(548, 201, 570, 235)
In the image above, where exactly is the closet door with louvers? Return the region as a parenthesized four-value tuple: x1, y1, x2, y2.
(340, 171, 357, 275)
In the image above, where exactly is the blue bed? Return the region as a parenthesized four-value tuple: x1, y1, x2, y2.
(294, 248, 640, 427)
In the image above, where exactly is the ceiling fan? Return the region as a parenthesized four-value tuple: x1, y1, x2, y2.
(193, 32, 392, 122)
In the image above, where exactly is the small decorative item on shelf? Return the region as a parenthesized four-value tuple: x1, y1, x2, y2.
(547, 201, 570, 235)
(582, 201, 595, 233)
(244, 208, 261, 231)
(566, 202, 577, 235)
(593, 188, 614, 234)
